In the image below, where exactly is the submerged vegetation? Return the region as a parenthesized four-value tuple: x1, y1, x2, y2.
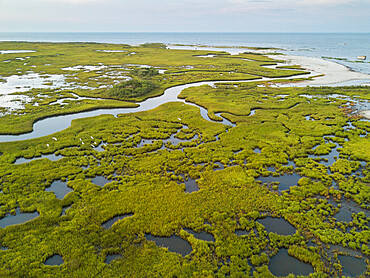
(0, 42, 369, 277)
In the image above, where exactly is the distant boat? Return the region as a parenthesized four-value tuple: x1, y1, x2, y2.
(357, 56, 366, 60)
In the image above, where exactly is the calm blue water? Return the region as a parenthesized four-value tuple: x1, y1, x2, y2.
(0, 32, 369, 73)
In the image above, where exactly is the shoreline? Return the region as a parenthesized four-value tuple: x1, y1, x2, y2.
(167, 44, 370, 86)
(359, 110, 370, 120)
(268, 54, 370, 86)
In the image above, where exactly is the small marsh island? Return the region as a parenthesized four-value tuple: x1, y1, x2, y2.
(0, 42, 369, 277)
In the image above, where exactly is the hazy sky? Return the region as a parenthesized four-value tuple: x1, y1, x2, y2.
(1, 0, 369, 32)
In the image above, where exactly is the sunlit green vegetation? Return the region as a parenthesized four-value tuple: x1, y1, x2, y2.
(108, 79, 157, 99)
(0, 42, 369, 277)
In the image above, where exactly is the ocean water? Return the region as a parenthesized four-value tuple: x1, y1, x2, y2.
(0, 32, 369, 74)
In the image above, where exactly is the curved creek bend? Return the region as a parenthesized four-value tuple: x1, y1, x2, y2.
(0, 65, 314, 143)
(1, 52, 369, 275)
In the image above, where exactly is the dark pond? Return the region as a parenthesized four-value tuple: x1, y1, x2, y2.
(145, 234, 192, 256)
(61, 205, 71, 216)
(0, 246, 8, 250)
(335, 198, 369, 222)
(14, 153, 62, 164)
(269, 248, 314, 277)
(338, 255, 367, 277)
(235, 229, 249, 236)
(44, 254, 64, 266)
(335, 208, 353, 222)
(256, 173, 302, 191)
(0, 208, 39, 228)
(183, 228, 215, 242)
(101, 214, 134, 229)
(45, 180, 73, 199)
(105, 254, 122, 264)
(257, 217, 296, 235)
(184, 178, 199, 193)
(91, 176, 111, 187)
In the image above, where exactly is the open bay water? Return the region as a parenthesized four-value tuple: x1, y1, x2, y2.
(0, 32, 369, 74)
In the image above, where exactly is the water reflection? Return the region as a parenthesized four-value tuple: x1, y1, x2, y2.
(183, 228, 215, 242)
(256, 173, 302, 191)
(0, 208, 39, 228)
(105, 254, 122, 264)
(145, 234, 192, 256)
(14, 153, 62, 164)
(257, 217, 296, 235)
(269, 248, 314, 277)
(45, 180, 73, 199)
(44, 254, 64, 266)
(338, 255, 366, 277)
(91, 176, 111, 187)
(101, 214, 134, 229)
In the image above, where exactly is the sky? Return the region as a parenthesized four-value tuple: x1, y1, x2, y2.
(0, 0, 369, 33)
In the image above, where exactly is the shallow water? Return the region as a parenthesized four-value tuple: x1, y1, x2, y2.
(269, 248, 314, 277)
(0, 74, 316, 143)
(45, 180, 73, 199)
(0, 208, 39, 228)
(183, 228, 215, 241)
(183, 178, 199, 193)
(338, 255, 367, 277)
(256, 173, 302, 191)
(101, 214, 134, 229)
(44, 254, 64, 266)
(235, 229, 249, 236)
(91, 176, 111, 187)
(105, 254, 122, 264)
(257, 217, 296, 235)
(253, 148, 261, 154)
(14, 153, 62, 164)
(61, 204, 72, 216)
(145, 234, 192, 256)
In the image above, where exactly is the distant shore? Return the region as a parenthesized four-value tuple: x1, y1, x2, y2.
(269, 54, 370, 86)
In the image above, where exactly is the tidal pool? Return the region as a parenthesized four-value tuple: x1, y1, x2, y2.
(105, 254, 122, 264)
(0, 208, 39, 228)
(101, 214, 134, 229)
(235, 229, 249, 236)
(309, 142, 340, 166)
(257, 217, 296, 235)
(145, 234, 192, 256)
(183, 178, 199, 193)
(91, 176, 111, 187)
(14, 153, 62, 164)
(338, 255, 367, 277)
(269, 248, 314, 277)
(45, 180, 73, 199)
(183, 228, 215, 242)
(256, 173, 302, 191)
(44, 254, 64, 266)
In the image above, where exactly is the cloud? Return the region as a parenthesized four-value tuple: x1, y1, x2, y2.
(39, 0, 104, 3)
(300, 0, 357, 5)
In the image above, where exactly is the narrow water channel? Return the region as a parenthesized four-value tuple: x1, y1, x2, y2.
(0, 73, 315, 143)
